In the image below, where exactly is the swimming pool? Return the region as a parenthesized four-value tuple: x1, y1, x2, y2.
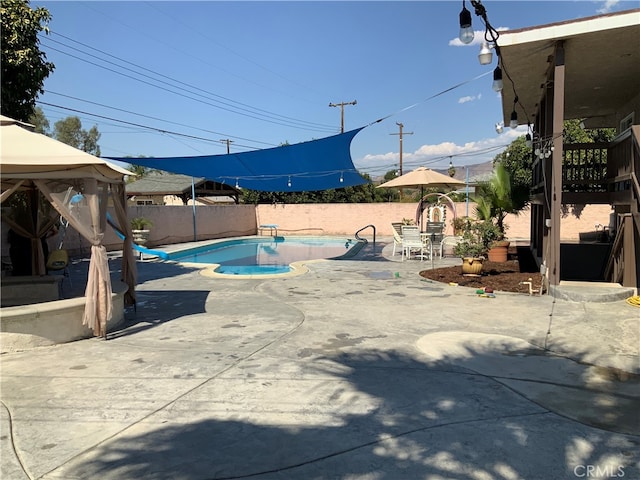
(168, 236, 364, 275)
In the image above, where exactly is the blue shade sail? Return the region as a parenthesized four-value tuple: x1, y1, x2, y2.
(107, 128, 367, 192)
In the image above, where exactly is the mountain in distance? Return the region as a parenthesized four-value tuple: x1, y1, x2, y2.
(370, 160, 495, 184)
(433, 160, 494, 183)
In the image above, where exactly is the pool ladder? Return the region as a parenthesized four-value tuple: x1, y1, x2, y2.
(355, 224, 376, 244)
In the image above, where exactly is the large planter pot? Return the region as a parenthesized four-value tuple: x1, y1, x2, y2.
(487, 241, 510, 262)
(461, 257, 484, 276)
(132, 229, 150, 246)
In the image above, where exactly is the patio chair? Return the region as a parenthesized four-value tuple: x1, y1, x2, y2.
(441, 235, 462, 258)
(401, 225, 426, 261)
(391, 222, 404, 256)
(425, 222, 445, 259)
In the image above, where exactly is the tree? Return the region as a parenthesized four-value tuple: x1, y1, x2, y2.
(126, 160, 160, 183)
(383, 170, 398, 182)
(52, 116, 101, 156)
(1, 0, 55, 121)
(28, 106, 49, 135)
(562, 119, 614, 144)
(241, 173, 387, 204)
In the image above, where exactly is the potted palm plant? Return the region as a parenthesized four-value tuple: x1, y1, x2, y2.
(475, 162, 519, 262)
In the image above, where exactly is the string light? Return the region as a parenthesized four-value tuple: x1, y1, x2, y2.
(235, 178, 239, 188)
(457, 0, 531, 131)
(458, 1, 474, 44)
(287, 176, 292, 188)
(478, 42, 493, 65)
(509, 96, 519, 129)
(339, 172, 344, 183)
(534, 136, 555, 159)
(492, 66, 503, 92)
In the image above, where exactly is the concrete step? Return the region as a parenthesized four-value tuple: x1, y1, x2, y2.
(550, 280, 636, 303)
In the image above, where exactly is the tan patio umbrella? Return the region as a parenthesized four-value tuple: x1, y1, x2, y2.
(378, 167, 466, 267)
(377, 167, 465, 223)
(377, 167, 466, 191)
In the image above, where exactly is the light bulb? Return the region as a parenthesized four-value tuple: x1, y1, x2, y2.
(478, 42, 493, 65)
(495, 122, 504, 134)
(459, 5, 474, 44)
(287, 177, 291, 188)
(339, 173, 344, 183)
(525, 133, 532, 148)
(235, 178, 239, 188)
(509, 110, 518, 129)
(492, 66, 503, 92)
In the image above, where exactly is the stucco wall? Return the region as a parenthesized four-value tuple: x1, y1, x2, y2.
(43, 204, 256, 253)
(255, 202, 614, 241)
(1, 203, 614, 259)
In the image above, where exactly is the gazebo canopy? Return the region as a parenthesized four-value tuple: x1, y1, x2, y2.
(0, 115, 136, 338)
(0, 115, 130, 185)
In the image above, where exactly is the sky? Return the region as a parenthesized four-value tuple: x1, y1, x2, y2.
(34, 0, 634, 178)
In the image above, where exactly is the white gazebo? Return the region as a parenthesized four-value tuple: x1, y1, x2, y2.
(0, 115, 137, 337)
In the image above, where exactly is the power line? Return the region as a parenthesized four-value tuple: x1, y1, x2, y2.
(144, 2, 326, 102)
(356, 143, 512, 176)
(36, 101, 262, 151)
(44, 33, 337, 133)
(80, 2, 326, 109)
(45, 91, 275, 147)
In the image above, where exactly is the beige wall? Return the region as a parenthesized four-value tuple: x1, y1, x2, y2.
(1, 203, 614, 257)
(109, 204, 257, 249)
(256, 202, 613, 241)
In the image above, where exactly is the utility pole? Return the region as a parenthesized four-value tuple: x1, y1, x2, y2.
(329, 100, 357, 133)
(390, 122, 413, 199)
(220, 139, 233, 154)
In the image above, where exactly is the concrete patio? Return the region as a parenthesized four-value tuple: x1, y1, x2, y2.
(1, 238, 638, 479)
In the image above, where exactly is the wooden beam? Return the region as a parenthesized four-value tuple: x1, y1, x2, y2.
(550, 41, 565, 286)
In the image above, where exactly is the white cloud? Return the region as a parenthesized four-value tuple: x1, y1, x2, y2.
(355, 127, 528, 175)
(597, 0, 620, 13)
(458, 93, 482, 104)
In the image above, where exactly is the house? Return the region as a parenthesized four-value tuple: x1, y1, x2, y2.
(126, 172, 241, 205)
(497, 8, 639, 289)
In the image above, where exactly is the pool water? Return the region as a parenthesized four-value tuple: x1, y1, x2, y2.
(168, 237, 361, 275)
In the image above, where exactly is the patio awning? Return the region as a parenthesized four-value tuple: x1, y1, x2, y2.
(107, 127, 367, 192)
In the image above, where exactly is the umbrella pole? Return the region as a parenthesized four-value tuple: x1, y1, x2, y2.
(420, 187, 424, 231)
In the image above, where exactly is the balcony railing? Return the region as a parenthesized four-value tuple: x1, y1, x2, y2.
(532, 127, 638, 198)
(562, 142, 608, 193)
